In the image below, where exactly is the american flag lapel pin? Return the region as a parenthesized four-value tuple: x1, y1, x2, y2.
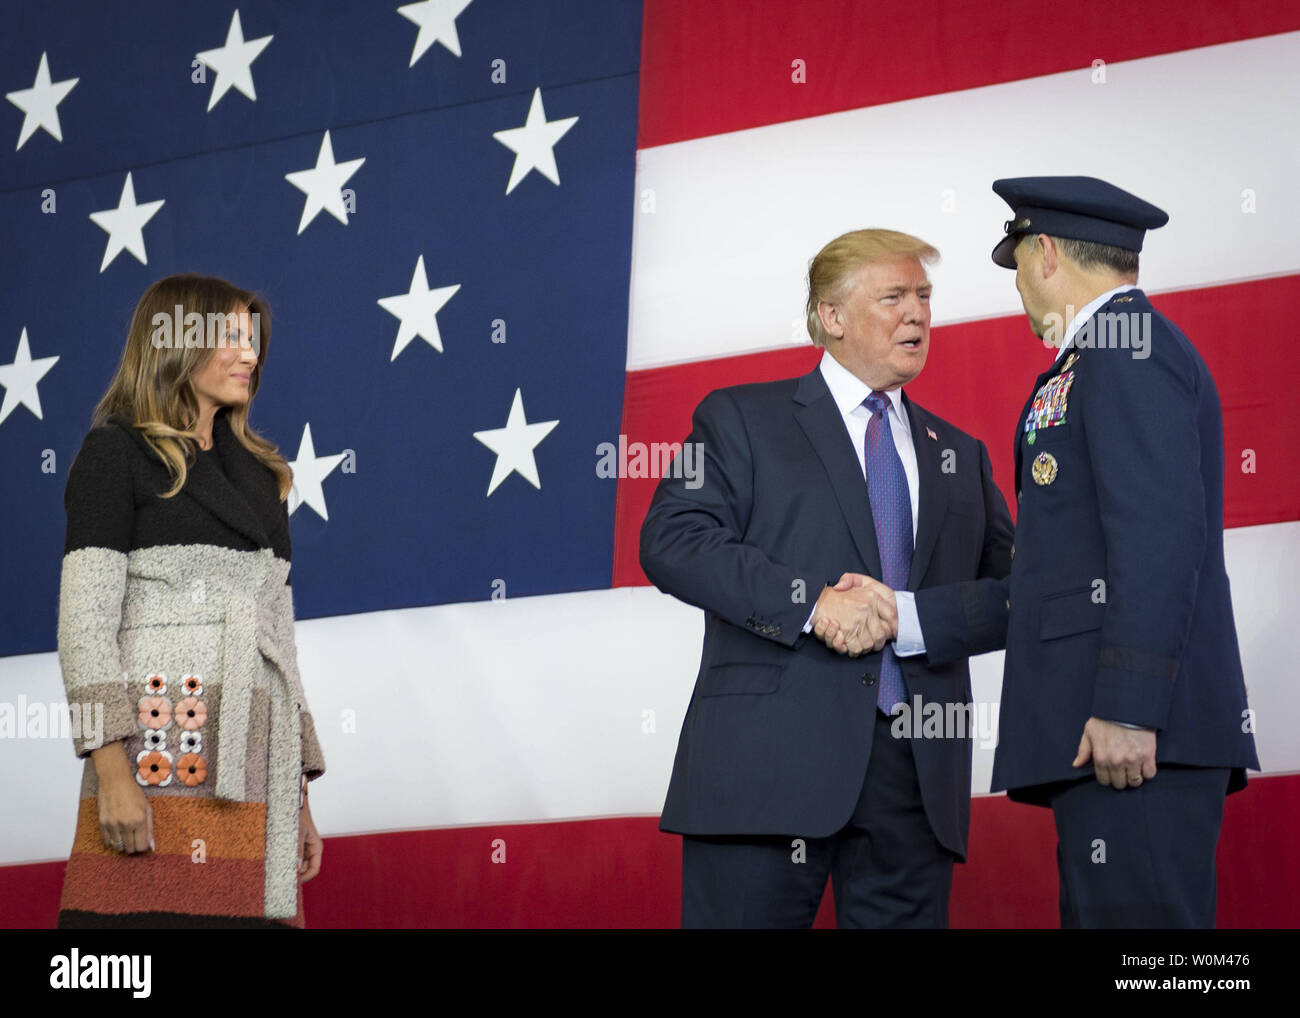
(926, 427, 938, 441)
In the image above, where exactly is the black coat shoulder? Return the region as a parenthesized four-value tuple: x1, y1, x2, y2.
(64, 420, 141, 554)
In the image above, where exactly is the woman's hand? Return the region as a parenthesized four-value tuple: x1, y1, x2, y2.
(299, 788, 322, 882)
(90, 743, 154, 854)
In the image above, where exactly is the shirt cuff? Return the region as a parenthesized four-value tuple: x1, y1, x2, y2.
(1107, 720, 1155, 731)
(802, 604, 817, 634)
(893, 590, 926, 657)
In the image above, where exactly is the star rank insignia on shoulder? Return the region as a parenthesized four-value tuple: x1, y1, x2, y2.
(1113, 295, 1134, 303)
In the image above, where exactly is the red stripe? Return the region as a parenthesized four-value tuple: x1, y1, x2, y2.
(611, 274, 1300, 587)
(6, 774, 1295, 927)
(638, 0, 1300, 148)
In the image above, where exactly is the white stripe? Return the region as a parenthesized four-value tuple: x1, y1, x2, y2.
(2, 519, 1295, 864)
(627, 32, 1300, 369)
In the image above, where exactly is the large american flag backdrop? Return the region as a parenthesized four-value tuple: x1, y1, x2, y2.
(2, 0, 1297, 928)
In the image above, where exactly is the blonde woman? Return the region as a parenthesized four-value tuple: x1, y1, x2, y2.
(56, 274, 326, 928)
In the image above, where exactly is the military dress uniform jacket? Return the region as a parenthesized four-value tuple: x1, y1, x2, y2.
(56, 409, 326, 926)
(914, 289, 1260, 803)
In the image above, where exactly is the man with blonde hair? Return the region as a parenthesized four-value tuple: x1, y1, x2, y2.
(641, 228, 1013, 927)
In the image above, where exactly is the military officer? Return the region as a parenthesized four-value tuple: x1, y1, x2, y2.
(884, 176, 1260, 927)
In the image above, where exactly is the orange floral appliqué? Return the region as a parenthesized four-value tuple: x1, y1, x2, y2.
(181, 674, 203, 696)
(145, 673, 167, 694)
(135, 749, 173, 787)
(176, 753, 207, 787)
(137, 695, 172, 730)
(175, 697, 207, 731)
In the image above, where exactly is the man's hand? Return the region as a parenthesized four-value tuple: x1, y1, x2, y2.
(1072, 717, 1157, 789)
(810, 574, 898, 656)
(832, 572, 898, 602)
(824, 572, 899, 654)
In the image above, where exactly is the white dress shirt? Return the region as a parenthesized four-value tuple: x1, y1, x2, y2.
(805, 352, 925, 650)
(817, 352, 920, 534)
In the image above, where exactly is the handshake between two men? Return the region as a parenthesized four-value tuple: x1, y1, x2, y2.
(809, 573, 898, 657)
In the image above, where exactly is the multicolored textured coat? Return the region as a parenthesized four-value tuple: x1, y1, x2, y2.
(56, 409, 325, 927)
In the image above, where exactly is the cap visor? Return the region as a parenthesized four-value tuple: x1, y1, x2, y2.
(991, 235, 1019, 269)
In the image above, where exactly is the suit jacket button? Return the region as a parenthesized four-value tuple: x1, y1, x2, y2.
(1005, 599, 1011, 611)
(862, 673, 876, 686)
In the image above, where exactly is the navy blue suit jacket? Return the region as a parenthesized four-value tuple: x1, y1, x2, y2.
(914, 290, 1259, 803)
(640, 364, 1013, 859)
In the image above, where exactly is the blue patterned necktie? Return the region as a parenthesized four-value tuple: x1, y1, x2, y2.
(863, 391, 913, 713)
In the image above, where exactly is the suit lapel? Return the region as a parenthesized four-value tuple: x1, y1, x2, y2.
(792, 369, 883, 579)
(901, 393, 947, 591)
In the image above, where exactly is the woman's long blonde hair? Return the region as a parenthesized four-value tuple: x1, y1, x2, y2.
(93, 274, 293, 500)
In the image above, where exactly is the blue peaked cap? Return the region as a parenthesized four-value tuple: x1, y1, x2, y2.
(990, 176, 1169, 268)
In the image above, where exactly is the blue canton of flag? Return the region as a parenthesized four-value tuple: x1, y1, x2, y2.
(0, 1, 642, 655)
